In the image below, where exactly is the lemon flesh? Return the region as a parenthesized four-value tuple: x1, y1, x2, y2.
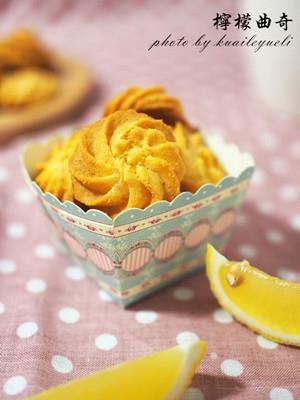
(29, 340, 206, 400)
(206, 244, 300, 346)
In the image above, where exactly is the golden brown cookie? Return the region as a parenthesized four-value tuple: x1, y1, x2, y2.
(0, 68, 59, 107)
(0, 29, 53, 71)
(69, 110, 186, 217)
(103, 85, 191, 128)
(173, 122, 225, 192)
(35, 131, 81, 202)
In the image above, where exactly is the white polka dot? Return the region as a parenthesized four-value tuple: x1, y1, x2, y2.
(265, 229, 284, 244)
(290, 215, 300, 231)
(277, 268, 297, 281)
(51, 355, 73, 374)
(279, 186, 298, 202)
(98, 289, 113, 302)
(0, 302, 5, 314)
(238, 244, 257, 258)
(182, 387, 205, 400)
(173, 287, 194, 301)
(256, 201, 274, 215)
(95, 334, 118, 350)
(221, 359, 244, 377)
(256, 335, 278, 349)
(0, 259, 16, 274)
(34, 244, 55, 259)
(252, 169, 265, 186)
(213, 308, 233, 324)
(6, 222, 27, 239)
(0, 166, 9, 183)
(65, 266, 86, 281)
(15, 187, 34, 204)
(58, 307, 80, 324)
(135, 310, 158, 324)
(16, 322, 39, 339)
(269, 158, 287, 175)
(211, 352, 218, 360)
(26, 278, 47, 293)
(176, 331, 199, 345)
(269, 387, 294, 400)
(3, 376, 27, 395)
(289, 141, 300, 159)
(258, 132, 278, 151)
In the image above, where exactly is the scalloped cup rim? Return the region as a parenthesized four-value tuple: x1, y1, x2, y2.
(20, 131, 255, 225)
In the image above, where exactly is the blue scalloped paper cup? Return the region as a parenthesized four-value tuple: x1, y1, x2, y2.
(21, 133, 255, 306)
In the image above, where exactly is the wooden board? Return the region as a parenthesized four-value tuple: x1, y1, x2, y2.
(0, 57, 92, 142)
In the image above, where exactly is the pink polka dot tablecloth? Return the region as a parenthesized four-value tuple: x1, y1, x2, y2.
(0, 1, 300, 399)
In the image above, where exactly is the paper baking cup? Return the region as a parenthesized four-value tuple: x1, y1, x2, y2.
(21, 133, 255, 306)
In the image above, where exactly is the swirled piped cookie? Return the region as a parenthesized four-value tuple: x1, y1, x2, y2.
(173, 122, 225, 192)
(103, 85, 190, 128)
(0, 29, 59, 107)
(0, 29, 53, 70)
(103, 85, 225, 193)
(69, 110, 186, 217)
(0, 68, 58, 107)
(35, 88, 226, 218)
(35, 131, 81, 202)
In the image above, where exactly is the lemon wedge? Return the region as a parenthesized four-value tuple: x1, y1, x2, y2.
(29, 339, 206, 400)
(206, 244, 300, 347)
